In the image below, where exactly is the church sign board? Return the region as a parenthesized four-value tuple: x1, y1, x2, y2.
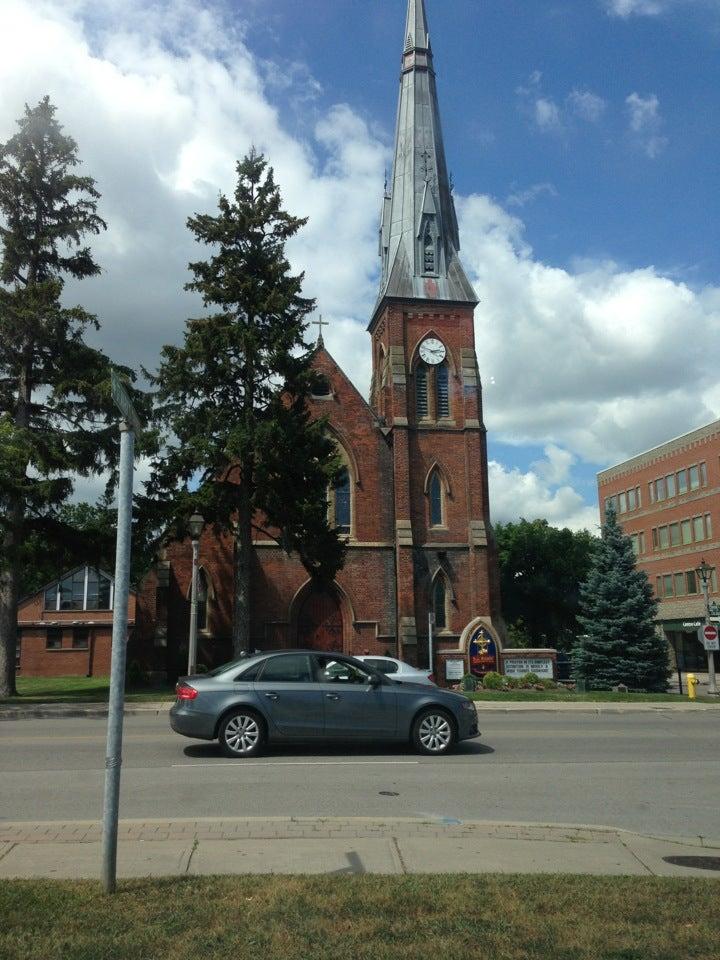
(501, 649, 557, 680)
(445, 659, 465, 682)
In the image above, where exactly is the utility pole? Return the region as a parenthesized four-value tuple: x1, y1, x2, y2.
(187, 513, 204, 676)
(101, 371, 142, 894)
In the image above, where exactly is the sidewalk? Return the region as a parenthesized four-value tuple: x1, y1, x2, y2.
(1, 699, 719, 720)
(1, 817, 718, 880)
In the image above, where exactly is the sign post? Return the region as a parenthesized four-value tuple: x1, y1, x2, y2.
(101, 371, 142, 894)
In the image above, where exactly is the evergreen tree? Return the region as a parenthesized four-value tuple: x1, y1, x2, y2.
(574, 506, 668, 691)
(0, 97, 136, 697)
(146, 150, 345, 657)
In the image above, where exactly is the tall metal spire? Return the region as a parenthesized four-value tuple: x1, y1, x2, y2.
(376, 0, 477, 308)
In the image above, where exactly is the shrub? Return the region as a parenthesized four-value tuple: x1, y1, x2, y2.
(461, 674, 477, 692)
(483, 671, 504, 690)
(541, 678, 557, 689)
(521, 672, 542, 687)
(506, 677, 521, 689)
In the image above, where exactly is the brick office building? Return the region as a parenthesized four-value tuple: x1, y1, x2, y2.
(136, 0, 503, 682)
(597, 419, 720, 678)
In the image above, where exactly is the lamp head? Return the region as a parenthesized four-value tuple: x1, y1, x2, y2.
(696, 558, 712, 584)
(188, 513, 205, 540)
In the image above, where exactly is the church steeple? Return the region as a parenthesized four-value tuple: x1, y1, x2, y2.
(376, 0, 477, 309)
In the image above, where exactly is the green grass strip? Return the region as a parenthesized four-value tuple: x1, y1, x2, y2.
(0, 875, 718, 959)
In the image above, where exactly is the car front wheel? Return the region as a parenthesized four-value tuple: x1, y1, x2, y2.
(412, 708, 456, 756)
(219, 709, 265, 759)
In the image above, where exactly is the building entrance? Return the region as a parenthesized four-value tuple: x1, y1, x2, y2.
(297, 586, 344, 652)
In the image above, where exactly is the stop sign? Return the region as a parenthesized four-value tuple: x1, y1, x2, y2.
(703, 624, 718, 643)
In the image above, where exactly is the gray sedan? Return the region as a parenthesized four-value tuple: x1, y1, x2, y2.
(170, 650, 479, 758)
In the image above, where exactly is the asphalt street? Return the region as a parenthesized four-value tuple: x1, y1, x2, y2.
(2, 712, 719, 839)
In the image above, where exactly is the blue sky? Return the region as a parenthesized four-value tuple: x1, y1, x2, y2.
(2, 0, 720, 529)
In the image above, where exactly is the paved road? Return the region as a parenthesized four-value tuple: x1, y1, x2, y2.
(2, 712, 719, 839)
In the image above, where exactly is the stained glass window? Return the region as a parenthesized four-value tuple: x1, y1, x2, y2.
(430, 472, 443, 527)
(334, 467, 351, 534)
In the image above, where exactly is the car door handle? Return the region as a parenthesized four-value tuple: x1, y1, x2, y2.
(326, 694, 341, 701)
(265, 693, 279, 701)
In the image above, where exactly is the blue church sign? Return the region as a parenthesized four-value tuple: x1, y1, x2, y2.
(469, 626, 498, 677)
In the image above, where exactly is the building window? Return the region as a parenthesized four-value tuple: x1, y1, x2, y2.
(196, 570, 208, 632)
(681, 520, 692, 545)
(416, 364, 429, 418)
(666, 474, 676, 498)
(655, 477, 666, 501)
(423, 225, 436, 274)
(663, 574, 674, 597)
(648, 482, 655, 504)
(429, 471, 443, 527)
(701, 462, 708, 486)
(72, 627, 90, 650)
(693, 516, 705, 541)
(677, 469, 688, 495)
(44, 567, 113, 612)
(689, 465, 700, 491)
(658, 526, 669, 549)
(627, 488, 637, 511)
(669, 523, 681, 547)
(333, 467, 351, 535)
(705, 514, 713, 539)
(433, 577, 447, 630)
(618, 491, 627, 514)
(686, 570, 697, 594)
(46, 628, 62, 650)
(436, 364, 450, 418)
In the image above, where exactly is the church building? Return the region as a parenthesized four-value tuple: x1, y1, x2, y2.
(136, 0, 503, 684)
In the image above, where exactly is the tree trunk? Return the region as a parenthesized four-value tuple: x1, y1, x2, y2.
(232, 487, 253, 658)
(0, 507, 21, 697)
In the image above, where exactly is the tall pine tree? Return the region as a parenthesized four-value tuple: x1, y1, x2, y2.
(146, 150, 345, 657)
(0, 97, 136, 697)
(574, 506, 668, 691)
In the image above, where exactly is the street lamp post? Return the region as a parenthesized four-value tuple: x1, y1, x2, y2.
(695, 559, 718, 696)
(187, 513, 204, 677)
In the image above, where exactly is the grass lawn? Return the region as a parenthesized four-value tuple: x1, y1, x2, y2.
(468, 688, 718, 704)
(2, 676, 175, 704)
(1, 875, 718, 960)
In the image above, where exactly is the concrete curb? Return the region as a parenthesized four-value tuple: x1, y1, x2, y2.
(2, 698, 720, 720)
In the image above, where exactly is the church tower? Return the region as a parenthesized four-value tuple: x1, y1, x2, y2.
(370, 0, 502, 667)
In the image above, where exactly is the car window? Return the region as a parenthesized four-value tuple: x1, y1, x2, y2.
(364, 658, 398, 674)
(256, 654, 313, 684)
(315, 656, 374, 685)
(233, 660, 265, 682)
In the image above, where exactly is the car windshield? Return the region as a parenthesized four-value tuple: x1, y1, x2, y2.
(206, 656, 255, 678)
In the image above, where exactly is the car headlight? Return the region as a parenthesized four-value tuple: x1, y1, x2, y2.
(461, 699, 476, 712)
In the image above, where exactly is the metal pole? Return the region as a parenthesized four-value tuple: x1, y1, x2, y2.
(187, 538, 199, 676)
(101, 422, 134, 894)
(428, 612, 434, 679)
(701, 577, 718, 695)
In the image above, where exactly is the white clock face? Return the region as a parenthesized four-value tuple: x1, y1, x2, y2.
(419, 338, 446, 366)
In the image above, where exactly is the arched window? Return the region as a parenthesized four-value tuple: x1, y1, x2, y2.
(429, 471, 443, 527)
(436, 363, 450, 418)
(196, 569, 208, 632)
(433, 576, 448, 630)
(334, 467, 351, 534)
(416, 363, 429, 418)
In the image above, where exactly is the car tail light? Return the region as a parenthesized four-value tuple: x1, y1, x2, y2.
(428, 673, 435, 683)
(176, 683, 198, 701)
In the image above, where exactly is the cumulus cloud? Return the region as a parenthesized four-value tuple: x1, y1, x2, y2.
(625, 92, 668, 157)
(489, 461, 600, 533)
(458, 194, 720, 468)
(568, 89, 607, 123)
(506, 182, 558, 208)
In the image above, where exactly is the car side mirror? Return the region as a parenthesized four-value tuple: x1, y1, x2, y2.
(369, 673, 382, 688)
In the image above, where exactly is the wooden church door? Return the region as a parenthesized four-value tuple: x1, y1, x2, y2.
(297, 587, 344, 652)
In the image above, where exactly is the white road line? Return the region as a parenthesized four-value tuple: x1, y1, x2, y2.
(172, 760, 421, 768)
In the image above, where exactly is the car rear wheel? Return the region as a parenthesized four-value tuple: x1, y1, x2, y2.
(219, 709, 265, 759)
(412, 708, 456, 756)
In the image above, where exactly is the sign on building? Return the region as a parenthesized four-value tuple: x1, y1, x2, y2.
(503, 656, 555, 680)
(445, 659, 465, 681)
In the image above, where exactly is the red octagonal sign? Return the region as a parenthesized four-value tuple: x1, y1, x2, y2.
(703, 624, 718, 643)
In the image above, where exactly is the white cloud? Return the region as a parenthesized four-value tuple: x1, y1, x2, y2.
(534, 98, 563, 132)
(605, 0, 666, 16)
(506, 182, 558, 208)
(626, 92, 668, 157)
(532, 445, 576, 486)
(568, 89, 607, 123)
(458, 194, 720, 466)
(489, 461, 600, 533)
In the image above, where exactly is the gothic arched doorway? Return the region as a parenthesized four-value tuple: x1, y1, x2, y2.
(297, 585, 344, 651)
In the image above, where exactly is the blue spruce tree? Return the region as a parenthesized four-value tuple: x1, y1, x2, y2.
(574, 506, 669, 691)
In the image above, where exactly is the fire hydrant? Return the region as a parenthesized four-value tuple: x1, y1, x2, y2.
(687, 673, 699, 700)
